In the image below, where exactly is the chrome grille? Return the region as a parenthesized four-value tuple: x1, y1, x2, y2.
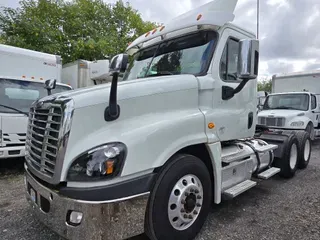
(25, 97, 74, 184)
(26, 104, 62, 177)
(258, 117, 285, 127)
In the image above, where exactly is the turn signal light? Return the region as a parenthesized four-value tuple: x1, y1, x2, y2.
(106, 160, 114, 174)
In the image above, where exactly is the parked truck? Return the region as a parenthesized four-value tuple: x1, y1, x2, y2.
(61, 59, 110, 89)
(258, 70, 320, 140)
(24, 1, 312, 240)
(0, 44, 72, 160)
(257, 90, 268, 113)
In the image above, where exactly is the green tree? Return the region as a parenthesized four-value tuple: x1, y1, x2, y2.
(0, 0, 157, 63)
(257, 78, 272, 93)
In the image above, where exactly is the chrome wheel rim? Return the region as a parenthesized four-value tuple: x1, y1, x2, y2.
(290, 143, 298, 169)
(168, 174, 203, 231)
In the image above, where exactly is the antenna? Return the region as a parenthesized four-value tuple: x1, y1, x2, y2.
(257, 0, 260, 39)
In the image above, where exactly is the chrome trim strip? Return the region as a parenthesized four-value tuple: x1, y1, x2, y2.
(73, 192, 150, 204)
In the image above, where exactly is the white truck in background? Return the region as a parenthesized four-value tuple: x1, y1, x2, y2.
(0, 44, 72, 160)
(24, 1, 312, 240)
(61, 59, 110, 89)
(258, 70, 320, 140)
(257, 90, 268, 113)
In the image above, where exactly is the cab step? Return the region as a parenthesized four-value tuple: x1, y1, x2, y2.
(257, 167, 280, 180)
(223, 180, 257, 199)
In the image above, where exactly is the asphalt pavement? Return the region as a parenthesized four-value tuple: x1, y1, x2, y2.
(1, 142, 320, 240)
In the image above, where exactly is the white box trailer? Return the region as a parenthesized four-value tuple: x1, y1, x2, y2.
(272, 70, 320, 105)
(0, 44, 72, 160)
(61, 59, 110, 89)
(0, 44, 62, 82)
(258, 70, 320, 139)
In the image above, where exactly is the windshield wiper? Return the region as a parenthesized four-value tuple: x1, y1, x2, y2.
(272, 106, 297, 110)
(0, 104, 29, 116)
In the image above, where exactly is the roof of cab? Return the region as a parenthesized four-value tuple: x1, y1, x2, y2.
(126, 0, 238, 52)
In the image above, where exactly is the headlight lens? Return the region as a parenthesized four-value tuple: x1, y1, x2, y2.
(290, 121, 304, 127)
(67, 142, 127, 181)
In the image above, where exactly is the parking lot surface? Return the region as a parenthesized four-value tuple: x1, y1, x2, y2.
(1, 142, 320, 240)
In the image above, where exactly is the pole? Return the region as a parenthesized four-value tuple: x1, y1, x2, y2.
(257, 0, 260, 39)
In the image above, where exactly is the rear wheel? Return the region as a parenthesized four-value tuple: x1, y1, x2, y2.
(145, 154, 212, 240)
(274, 134, 299, 178)
(295, 131, 311, 169)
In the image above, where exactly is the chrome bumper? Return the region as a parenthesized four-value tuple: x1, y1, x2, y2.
(25, 170, 149, 240)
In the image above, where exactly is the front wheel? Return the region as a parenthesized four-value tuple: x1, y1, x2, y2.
(145, 154, 212, 240)
(306, 123, 315, 140)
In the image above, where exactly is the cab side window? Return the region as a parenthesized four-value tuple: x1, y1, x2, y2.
(311, 95, 317, 109)
(220, 38, 239, 81)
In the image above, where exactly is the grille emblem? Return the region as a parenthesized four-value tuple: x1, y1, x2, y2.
(36, 101, 44, 108)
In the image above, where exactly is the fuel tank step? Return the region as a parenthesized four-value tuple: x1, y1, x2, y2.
(223, 180, 257, 199)
(257, 167, 280, 180)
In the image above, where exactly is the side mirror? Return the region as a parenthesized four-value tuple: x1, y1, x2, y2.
(222, 39, 259, 101)
(44, 79, 57, 95)
(104, 53, 129, 122)
(237, 39, 259, 80)
(109, 53, 129, 73)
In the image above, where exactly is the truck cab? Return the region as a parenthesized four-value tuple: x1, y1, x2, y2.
(23, 1, 311, 240)
(0, 77, 72, 159)
(258, 91, 320, 139)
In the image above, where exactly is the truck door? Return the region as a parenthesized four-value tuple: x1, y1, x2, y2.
(310, 94, 319, 127)
(209, 28, 256, 141)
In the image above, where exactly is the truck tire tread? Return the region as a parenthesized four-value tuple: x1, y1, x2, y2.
(145, 154, 212, 240)
(273, 134, 299, 178)
(295, 131, 311, 169)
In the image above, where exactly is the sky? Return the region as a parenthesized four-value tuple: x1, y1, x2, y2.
(1, 0, 319, 78)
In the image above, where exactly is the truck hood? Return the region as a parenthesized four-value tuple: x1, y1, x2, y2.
(40, 75, 199, 109)
(258, 109, 304, 118)
(0, 114, 28, 147)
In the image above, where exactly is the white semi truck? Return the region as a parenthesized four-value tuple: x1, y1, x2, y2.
(0, 44, 72, 160)
(61, 59, 110, 89)
(258, 70, 320, 140)
(24, 1, 312, 240)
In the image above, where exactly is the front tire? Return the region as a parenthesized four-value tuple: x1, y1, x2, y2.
(145, 154, 212, 240)
(306, 122, 315, 140)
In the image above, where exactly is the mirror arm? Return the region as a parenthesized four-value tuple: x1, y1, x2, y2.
(47, 89, 52, 96)
(233, 79, 249, 95)
(104, 72, 120, 121)
(222, 79, 249, 100)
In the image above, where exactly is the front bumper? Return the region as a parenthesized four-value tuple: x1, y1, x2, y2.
(25, 169, 150, 240)
(0, 146, 25, 159)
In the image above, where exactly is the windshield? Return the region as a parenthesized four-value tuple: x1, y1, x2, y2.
(123, 30, 217, 81)
(263, 94, 309, 111)
(0, 78, 72, 114)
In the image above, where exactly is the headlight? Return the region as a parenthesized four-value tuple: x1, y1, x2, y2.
(290, 121, 304, 127)
(67, 142, 127, 181)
